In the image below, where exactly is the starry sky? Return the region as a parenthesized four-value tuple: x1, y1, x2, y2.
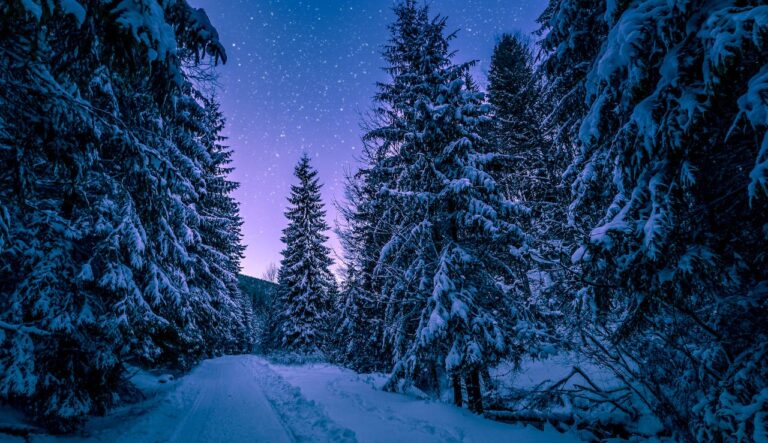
(191, 0, 548, 278)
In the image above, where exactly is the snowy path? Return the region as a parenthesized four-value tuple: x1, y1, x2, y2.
(114, 356, 294, 443)
(269, 362, 576, 443)
(32, 355, 353, 443)
(27, 355, 577, 443)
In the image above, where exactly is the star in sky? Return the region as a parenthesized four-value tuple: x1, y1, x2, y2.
(191, 0, 548, 277)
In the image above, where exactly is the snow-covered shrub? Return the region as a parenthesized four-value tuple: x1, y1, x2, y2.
(266, 351, 328, 366)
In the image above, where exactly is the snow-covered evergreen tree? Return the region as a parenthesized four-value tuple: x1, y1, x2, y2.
(486, 33, 575, 350)
(333, 161, 389, 371)
(0, 0, 247, 430)
(540, 1, 768, 440)
(195, 93, 254, 354)
(537, 0, 607, 174)
(487, 34, 545, 199)
(359, 0, 551, 412)
(273, 154, 337, 354)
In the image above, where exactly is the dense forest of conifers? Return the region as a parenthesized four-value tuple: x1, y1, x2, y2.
(1, 0, 254, 432)
(2, 1, 767, 441)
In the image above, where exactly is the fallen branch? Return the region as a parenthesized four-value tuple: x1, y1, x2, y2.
(485, 408, 633, 440)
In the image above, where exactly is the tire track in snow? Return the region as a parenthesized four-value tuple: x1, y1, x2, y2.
(250, 358, 357, 443)
(37, 356, 356, 443)
(324, 376, 465, 442)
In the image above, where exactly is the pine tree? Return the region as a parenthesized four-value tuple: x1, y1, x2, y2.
(486, 33, 562, 206)
(359, 0, 551, 412)
(537, 0, 607, 176)
(540, 1, 768, 440)
(273, 154, 336, 354)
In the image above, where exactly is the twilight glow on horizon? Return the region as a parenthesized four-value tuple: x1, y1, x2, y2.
(191, 0, 548, 278)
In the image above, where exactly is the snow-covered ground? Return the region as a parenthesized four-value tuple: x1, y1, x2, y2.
(9, 355, 578, 442)
(268, 360, 576, 443)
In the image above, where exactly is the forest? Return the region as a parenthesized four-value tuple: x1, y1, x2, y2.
(1, 0, 767, 442)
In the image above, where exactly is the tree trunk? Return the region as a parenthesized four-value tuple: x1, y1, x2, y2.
(432, 363, 441, 398)
(466, 369, 483, 413)
(452, 373, 463, 407)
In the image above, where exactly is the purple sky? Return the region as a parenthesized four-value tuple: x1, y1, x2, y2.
(191, 0, 548, 278)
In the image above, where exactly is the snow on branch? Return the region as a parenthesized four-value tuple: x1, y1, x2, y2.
(0, 321, 50, 336)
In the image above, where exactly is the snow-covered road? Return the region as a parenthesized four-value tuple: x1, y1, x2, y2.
(115, 356, 294, 442)
(158, 358, 281, 441)
(112, 355, 356, 443)
(28, 355, 577, 443)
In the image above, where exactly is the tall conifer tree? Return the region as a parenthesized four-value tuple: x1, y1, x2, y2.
(0, 0, 248, 430)
(274, 154, 336, 354)
(540, 1, 768, 440)
(359, 0, 552, 411)
(196, 94, 253, 353)
(486, 33, 574, 347)
(486, 34, 555, 205)
(334, 162, 389, 371)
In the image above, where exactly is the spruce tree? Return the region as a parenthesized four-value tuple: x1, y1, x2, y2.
(487, 34, 541, 191)
(537, 0, 607, 173)
(334, 161, 389, 371)
(196, 93, 254, 354)
(360, 0, 551, 412)
(274, 154, 336, 354)
(540, 1, 768, 440)
(0, 0, 247, 430)
(486, 33, 575, 350)
(486, 33, 562, 207)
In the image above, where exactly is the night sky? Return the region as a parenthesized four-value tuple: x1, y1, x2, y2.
(191, 0, 548, 278)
